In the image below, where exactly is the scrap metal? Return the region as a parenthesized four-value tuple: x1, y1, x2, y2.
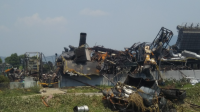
(56, 33, 137, 79)
(54, 26, 200, 111)
(102, 75, 186, 112)
(41, 96, 49, 107)
(73, 105, 89, 112)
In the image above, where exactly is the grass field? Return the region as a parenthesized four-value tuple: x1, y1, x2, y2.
(0, 93, 113, 112)
(1, 82, 200, 112)
(62, 85, 112, 93)
(0, 85, 41, 97)
(161, 79, 200, 112)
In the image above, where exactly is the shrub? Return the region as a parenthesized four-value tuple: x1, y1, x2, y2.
(0, 75, 10, 83)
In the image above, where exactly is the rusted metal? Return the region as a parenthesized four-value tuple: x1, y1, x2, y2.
(41, 97, 49, 107)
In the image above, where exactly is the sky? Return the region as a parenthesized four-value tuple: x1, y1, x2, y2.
(1, 0, 200, 56)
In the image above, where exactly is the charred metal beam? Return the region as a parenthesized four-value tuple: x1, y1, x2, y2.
(79, 33, 87, 47)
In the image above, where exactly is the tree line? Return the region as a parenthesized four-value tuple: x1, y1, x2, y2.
(1, 53, 54, 73)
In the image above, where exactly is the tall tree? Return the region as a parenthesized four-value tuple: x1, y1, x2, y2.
(5, 53, 20, 68)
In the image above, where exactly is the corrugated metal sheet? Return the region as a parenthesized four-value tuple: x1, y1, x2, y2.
(60, 70, 200, 87)
(151, 70, 200, 80)
(60, 74, 128, 87)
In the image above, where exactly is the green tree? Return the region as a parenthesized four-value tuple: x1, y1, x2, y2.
(5, 53, 20, 68)
(0, 58, 2, 64)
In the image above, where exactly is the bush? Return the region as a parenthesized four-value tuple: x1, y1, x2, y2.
(19, 66, 23, 70)
(29, 85, 41, 93)
(0, 75, 10, 83)
(162, 78, 190, 88)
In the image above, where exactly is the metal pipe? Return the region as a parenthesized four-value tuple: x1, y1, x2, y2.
(79, 33, 87, 47)
(73, 105, 89, 112)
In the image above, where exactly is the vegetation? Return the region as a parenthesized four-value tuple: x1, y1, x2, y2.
(160, 78, 200, 111)
(19, 65, 23, 70)
(63, 85, 112, 93)
(0, 85, 41, 97)
(5, 53, 20, 68)
(0, 93, 112, 112)
(175, 84, 200, 112)
(4, 53, 54, 73)
(0, 75, 10, 83)
(0, 58, 2, 64)
(1, 79, 200, 112)
(161, 78, 190, 89)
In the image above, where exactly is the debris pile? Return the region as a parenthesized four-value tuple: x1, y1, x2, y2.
(102, 75, 186, 112)
(56, 33, 137, 78)
(4, 68, 25, 82)
(53, 24, 200, 111)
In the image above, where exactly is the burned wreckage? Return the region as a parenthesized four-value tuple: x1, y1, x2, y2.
(56, 32, 138, 78)
(102, 27, 186, 112)
(55, 25, 200, 111)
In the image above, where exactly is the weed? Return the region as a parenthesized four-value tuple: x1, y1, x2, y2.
(0, 94, 113, 112)
(0, 85, 41, 97)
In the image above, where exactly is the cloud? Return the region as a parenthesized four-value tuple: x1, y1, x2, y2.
(16, 13, 67, 27)
(80, 8, 109, 16)
(0, 25, 10, 32)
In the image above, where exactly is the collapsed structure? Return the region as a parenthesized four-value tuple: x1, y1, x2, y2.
(56, 27, 175, 84)
(22, 52, 58, 87)
(55, 33, 138, 81)
(101, 27, 186, 112)
(54, 24, 200, 111)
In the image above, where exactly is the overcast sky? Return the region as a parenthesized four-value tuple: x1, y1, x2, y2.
(1, 0, 200, 56)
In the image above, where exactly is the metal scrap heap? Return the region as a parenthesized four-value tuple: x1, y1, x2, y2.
(55, 25, 200, 112)
(56, 33, 137, 77)
(102, 75, 186, 112)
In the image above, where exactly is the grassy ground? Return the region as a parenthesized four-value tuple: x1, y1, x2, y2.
(0, 94, 113, 112)
(161, 79, 200, 112)
(178, 84, 200, 112)
(0, 85, 113, 112)
(1, 82, 200, 112)
(0, 85, 41, 97)
(62, 85, 113, 93)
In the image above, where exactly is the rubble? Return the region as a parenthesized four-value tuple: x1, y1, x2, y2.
(56, 33, 137, 79)
(3, 68, 25, 82)
(53, 25, 200, 111)
(102, 75, 186, 112)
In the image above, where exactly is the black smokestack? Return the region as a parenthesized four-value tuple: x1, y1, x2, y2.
(79, 33, 87, 47)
